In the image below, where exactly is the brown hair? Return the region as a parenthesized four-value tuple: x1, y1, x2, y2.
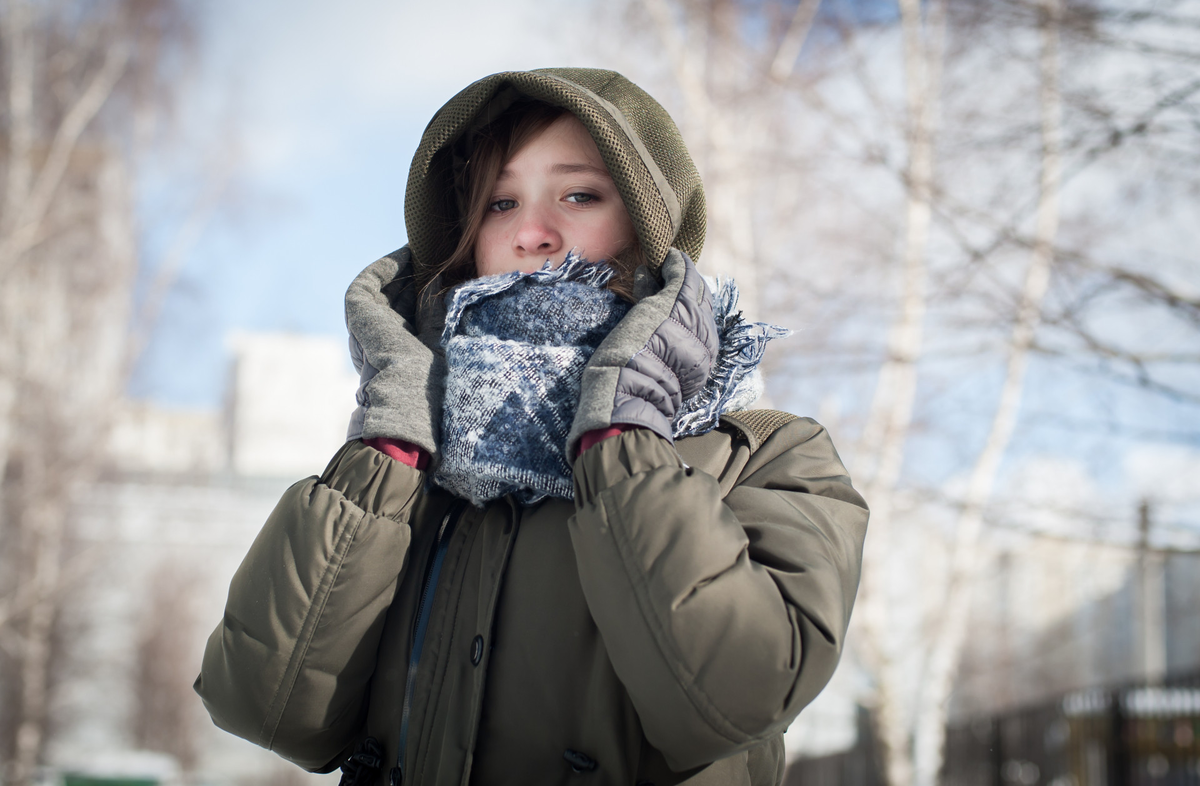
(423, 100, 643, 302)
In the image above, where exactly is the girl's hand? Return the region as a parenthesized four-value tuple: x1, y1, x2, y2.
(568, 250, 719, 454)
(345, 248, 443, 459)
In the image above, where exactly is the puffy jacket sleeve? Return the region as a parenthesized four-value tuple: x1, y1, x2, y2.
(568, 418, 868, 771)
(194, 440, 423, 771)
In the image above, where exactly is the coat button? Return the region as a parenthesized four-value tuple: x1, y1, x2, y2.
(563, 749, 598, 773)
(470, 635, 484, 666)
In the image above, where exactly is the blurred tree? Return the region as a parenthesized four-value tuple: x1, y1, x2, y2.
(0, 2, 207, 785)
(610, 0, 1200, 784)
(911, 4, 1062, 782)
(132, 561, 203, 772)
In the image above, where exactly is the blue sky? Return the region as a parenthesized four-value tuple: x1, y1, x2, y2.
(130, 0, 621, 406)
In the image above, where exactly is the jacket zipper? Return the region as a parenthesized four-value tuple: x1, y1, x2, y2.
(393, 501, 463, 786)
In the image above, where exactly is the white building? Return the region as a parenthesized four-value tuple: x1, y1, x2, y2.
(51, 333, 358, 786)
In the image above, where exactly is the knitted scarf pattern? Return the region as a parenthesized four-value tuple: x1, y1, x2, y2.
(433, 253, 789, 506)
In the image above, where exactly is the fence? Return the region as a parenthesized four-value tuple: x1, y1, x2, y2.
(785, 671, 1200, 786)
(783, 707, 884, 786)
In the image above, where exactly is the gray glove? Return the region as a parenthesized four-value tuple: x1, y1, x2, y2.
(345, 247, 444, 457)
(568, 249, 719, 453)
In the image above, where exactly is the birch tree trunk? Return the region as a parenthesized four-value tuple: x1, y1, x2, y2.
(909, 2, 1063, 784)
(3, 0, 32, 226)
(769, 0, 821, 81)
(0, 0, 34, 495)
(0, 3, 128, 491)
(3, 148, 138, 786)
(853, 1, 945, 783)
(9, 452, 70, 786)
(640, 0, 762, 318)
(0, 43, 129, 274)
(0, 5, 197, 780)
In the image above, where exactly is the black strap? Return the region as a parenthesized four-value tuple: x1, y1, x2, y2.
(339, 737, 385, 786)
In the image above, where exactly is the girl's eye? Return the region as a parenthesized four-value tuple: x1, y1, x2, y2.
(565, 192, 596, 204)
(489, 198, 517, 212)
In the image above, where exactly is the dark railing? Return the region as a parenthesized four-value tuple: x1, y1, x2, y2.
(783, 706, 885, 786)
(785, 671, 1200, 786)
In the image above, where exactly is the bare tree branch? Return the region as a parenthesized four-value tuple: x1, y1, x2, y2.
(927, 76, 1200, 287)
(4, 0, 34, 227)
(124, 170, 230, 373)
(0, 43, 130, 277)
(854, 2, 947, 783)
(1101, 266, 1200, 327)
(0, 5, 204, 783)
(770, 0, 822, 80)
(912, 4, 1063, 781)
(0, 542, 103, 635)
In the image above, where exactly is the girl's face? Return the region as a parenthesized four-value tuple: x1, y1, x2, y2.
(474, 114, 636, 277)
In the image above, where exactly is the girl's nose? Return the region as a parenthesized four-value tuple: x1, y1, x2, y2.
(513, 207, 562, 258)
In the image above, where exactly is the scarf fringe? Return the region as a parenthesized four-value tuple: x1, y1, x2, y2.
(674, 276, 791, 438)
(441, 252, 617, 345)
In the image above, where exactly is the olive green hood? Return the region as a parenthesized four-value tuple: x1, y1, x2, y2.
(404, 68, 706, 288)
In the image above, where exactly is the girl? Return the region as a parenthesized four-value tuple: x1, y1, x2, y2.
(195, 68, 868, 786)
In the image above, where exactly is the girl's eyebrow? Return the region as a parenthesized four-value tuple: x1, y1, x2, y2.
(550, 162, 612, 178)
(495, 161, 613, 183)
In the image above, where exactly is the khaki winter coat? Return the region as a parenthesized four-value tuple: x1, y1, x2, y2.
(194, 68, 869, 786)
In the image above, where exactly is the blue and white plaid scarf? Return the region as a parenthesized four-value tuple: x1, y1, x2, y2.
(433, 253, 788, 506)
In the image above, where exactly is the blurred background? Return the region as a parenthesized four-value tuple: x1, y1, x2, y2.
(0, 1, 1197, 785)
